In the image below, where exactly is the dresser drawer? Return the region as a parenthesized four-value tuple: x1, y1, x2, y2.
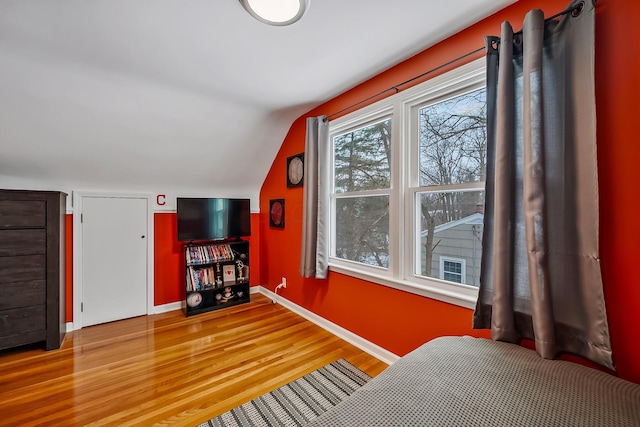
(0, 200, 46, 228)
(0, 329, 47, 350)
(0, 255, 46, 283)
(0, 229, 46, 257)
(0, 280, 46, 310)
(0, 305, 46, 337)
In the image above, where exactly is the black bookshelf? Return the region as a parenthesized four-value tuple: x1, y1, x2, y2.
(182, 239, 250, 316)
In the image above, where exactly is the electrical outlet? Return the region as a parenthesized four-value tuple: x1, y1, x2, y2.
(275, 276, 287, 295)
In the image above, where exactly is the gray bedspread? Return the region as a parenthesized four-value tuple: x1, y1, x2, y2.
(305, 336, 640, 426)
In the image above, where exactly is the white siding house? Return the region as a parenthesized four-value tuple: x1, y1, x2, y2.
(421, 213, 483, 286)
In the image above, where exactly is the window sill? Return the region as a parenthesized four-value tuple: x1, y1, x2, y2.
(329, 263, 479, 310)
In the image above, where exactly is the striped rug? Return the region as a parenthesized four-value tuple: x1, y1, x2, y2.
(198, 359, 371, 427)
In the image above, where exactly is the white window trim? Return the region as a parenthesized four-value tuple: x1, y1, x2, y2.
(439, 256, 467, 284)
(328, 57, 485, 310)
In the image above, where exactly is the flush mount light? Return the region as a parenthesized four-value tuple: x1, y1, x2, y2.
(239, 0, 309, 26)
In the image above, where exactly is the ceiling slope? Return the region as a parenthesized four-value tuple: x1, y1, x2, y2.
(0, 0, 514, 199)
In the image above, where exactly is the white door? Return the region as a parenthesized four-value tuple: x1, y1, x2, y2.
(81, 196, 148, 327)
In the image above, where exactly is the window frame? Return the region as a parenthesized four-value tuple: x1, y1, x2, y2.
(328, 58, 485, 309)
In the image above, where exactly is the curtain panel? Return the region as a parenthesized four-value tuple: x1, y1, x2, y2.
(300, 116, 329, 279)
(473, 0, 614, 370)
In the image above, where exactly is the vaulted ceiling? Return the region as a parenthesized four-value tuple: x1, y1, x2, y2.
(0, 0, 514, 200)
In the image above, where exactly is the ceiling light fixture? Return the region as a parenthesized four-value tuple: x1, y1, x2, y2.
(239, 0, 309, 26)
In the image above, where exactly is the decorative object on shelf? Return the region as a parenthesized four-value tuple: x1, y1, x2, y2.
(287, 152, 304, 187)
(186, 292, 203, 308)
(236, 259, 248, 282)
(222, 286, 234, 302)
(215, 263, 222, 286)
(270, 198, 285, 228)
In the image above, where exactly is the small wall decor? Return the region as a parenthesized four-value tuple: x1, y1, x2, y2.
(269, 199, 285, 228)
(286, 152, 304, 188)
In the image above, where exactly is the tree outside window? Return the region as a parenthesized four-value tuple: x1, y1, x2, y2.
(333, 119, 391, 268)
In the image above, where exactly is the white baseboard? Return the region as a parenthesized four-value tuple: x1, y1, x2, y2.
(67, 301, 182, 332)
(153, 301, 182, 314)
(256, 286, 400, 365)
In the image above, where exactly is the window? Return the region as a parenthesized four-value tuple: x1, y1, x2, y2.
(414, 87, 486, 288)
(328, 59, 486, 308)
(333, 118, 391, 268)
(439, 257, 466, 284)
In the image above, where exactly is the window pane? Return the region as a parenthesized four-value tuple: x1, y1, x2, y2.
(444, 260, 461, 274)
(444, 272, 462, 283)
(334, 119, 391, 193)
(442, 259, 463, 283)
(419, 88, 486, 186)
(335, 195, 389, 268)
(416, 190, 484, 286)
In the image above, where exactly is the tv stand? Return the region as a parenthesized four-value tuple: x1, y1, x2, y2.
(182, 238, 250, 316)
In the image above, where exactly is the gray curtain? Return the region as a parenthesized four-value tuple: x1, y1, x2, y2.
(300, 116, 330, 279)
(473, 0, 615, 370)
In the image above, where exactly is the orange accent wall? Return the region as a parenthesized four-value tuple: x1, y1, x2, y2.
(153, 212, 184, 305)
(259, 0, 640, 384)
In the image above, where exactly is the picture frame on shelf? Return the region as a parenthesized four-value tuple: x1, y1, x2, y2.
(222, 264, 236, 282)
(269, 198, 285, 228)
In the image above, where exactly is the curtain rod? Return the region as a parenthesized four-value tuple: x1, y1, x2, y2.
(325, 0, 588, 121)
(325, 46, 485, 121)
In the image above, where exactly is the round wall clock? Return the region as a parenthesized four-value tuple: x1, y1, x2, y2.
(286, 153, 304, 187)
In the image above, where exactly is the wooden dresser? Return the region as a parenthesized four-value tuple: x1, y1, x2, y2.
(0, 189, 67, 351)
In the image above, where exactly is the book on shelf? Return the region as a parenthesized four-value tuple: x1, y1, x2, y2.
(187, 268, 198, 291)
(187, 243, 235, 265)
(187, 264, 226, 291)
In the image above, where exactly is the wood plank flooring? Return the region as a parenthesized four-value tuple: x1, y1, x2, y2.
(0, 294, 388, 426)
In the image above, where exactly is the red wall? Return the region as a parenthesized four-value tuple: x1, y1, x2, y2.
(153, 212, 183, 305)
(259, 0, 640, 384)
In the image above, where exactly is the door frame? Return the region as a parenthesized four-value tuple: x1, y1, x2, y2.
(72, 191, 155, 330)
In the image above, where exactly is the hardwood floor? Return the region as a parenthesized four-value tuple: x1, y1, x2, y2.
(0, 294, 388, 426)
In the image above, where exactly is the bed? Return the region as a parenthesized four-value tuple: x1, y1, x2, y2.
(305, 336, 640, 426)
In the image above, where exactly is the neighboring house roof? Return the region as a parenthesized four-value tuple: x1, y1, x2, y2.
(421, 212, 484, 237)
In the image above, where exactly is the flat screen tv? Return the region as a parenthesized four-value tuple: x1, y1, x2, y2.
(177, 198, 251, 242)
